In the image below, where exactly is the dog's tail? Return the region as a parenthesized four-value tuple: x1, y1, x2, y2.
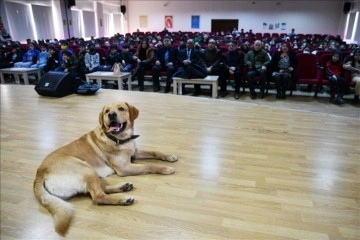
(33, 169, 74, 236)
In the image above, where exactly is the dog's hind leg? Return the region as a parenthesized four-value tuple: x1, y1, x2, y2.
(102, 181, 134, 194)
(85, 173, 134, 206)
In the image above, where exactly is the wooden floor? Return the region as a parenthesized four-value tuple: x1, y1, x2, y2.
(1, 85, 359, 240)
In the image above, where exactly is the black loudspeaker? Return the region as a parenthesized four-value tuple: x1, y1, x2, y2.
(35, 71, 75, 97)
(343, 2, 352, 14)
(121, 5, 126, 14)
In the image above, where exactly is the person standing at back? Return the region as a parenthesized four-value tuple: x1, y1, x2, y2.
(152, 36, 178, 93)
(244, 40, 270, 99)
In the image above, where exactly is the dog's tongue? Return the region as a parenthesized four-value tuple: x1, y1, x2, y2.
(107, 122, 121, 133)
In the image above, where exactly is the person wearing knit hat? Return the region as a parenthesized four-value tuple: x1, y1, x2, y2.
(326, 50, 346, 104)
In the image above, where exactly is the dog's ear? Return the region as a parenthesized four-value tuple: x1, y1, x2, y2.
(126, 102, 139, 122)
(99, 107, 104, 127)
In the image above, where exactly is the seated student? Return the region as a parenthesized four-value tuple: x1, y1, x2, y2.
(84, 43, 100, 74)
(0, 42, 23, 69)
(30, 43, 48, 72)
(43, 45, 59, 73)
(77, 43, 87, 80)
(343, 49, 360, 104)
(219, 41, 244, 100)
(55, 40, 73, 71)
(56, 50, 80, 89)
(152, 36, 178, 93)
(120, 44, 134, 73)
(326, 50, 346, 105)
(14, 42, 39, 68)
(98, 44, 122, 72)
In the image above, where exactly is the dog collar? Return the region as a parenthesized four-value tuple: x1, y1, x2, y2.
(105, 133, 139, 145)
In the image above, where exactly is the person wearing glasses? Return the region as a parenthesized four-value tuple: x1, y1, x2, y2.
(152, 36, 178, 93)
(244, 40, 270, 99)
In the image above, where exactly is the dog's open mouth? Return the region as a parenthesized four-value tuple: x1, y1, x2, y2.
(107, 121, 127, 134)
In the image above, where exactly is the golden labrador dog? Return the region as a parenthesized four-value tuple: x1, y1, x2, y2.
(33, 102, 177, 236)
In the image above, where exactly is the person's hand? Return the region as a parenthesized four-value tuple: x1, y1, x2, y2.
(64, 68, 68, 72)
(288, 67, 293, 71)
(262, 66, 266, 71)
(155, 60, 160, 66)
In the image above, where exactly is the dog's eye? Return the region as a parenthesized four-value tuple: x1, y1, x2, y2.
(105, 109, 110, 113)
(118, 107, 125, 111)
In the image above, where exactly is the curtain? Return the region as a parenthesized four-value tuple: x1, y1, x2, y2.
(82, 10, 96, 38)
(113, 13, 122, 35)
(71, 10, 83, 38)
(31, 5, 55, 41)
(4, 1, 34, 42)
(103, 13, 111, 37)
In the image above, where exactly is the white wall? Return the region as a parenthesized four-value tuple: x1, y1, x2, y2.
(127, 0, 346, 36)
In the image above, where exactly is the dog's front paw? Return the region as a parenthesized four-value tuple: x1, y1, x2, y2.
(121, 183, 134, 192)
(164, 154, 178, 162)
(161, 166, 175, 175)
(122, 196, 135, 206)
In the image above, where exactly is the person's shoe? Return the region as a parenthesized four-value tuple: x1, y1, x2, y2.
(329, 95, 335, 103)
(276, 93, 282, 99)
(334, 96, 345, 105)
(259, 92, 265, 99)
(219, 91, 228, 98)
(153, 86, 160, 92)
(234, 92, 240, 100)
(353, 95, 359, 104)
(164, 85, 171, 93)
(250, 92, 257, 99)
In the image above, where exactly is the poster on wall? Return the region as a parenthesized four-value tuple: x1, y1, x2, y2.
(165, 16, 173, 28)
(281, 22, 286, 30)
(191, 15, 200, 29)
(140, 16, 148, 28)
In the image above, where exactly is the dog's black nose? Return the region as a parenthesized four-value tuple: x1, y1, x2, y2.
(108, 112, 117, 120)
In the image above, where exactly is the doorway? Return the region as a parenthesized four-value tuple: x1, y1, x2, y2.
(211, 19, 238, 33)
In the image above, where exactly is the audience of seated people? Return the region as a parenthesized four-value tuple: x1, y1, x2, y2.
(0, 30, 359, 105)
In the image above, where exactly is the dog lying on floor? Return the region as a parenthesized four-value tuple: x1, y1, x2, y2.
(33, 101, 178, 236)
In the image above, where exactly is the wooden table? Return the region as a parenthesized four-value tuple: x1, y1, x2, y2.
(173, 75, 219, 98)
(0, 68, 41, 85)
(85, 71, 132, 90)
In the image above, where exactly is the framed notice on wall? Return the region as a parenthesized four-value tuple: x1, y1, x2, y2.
(165, 16, 173, 28)
(139, 16, 148, 28)
(191, 15, 200, 29)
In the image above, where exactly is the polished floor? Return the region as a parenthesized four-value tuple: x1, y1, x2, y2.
(1, 84, 359, 240)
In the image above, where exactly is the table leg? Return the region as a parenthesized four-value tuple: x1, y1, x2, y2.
(212, 83, 217, 98)
(173, 80, 178, 95)
(0, 73, 4, 84)
(37, 70, 41, 81)
(118, 78, 123, 90)
(14, 74, 20, 84)
(128, 75, 132, 91)
(23, 73, 29, 85)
